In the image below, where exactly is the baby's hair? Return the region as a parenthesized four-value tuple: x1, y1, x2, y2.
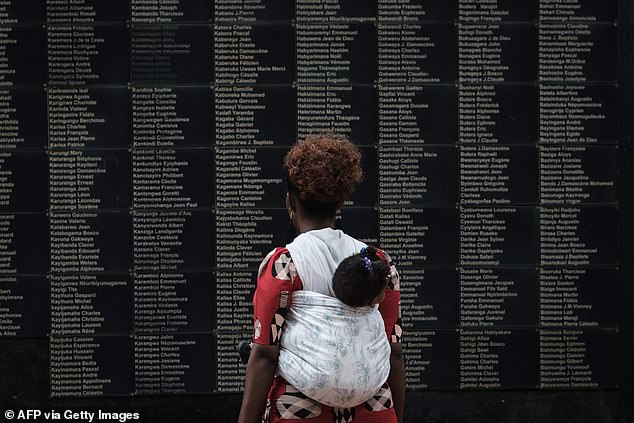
(333, 245, 390, 307)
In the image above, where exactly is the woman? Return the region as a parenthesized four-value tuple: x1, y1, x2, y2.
(238, 135, 405, 423)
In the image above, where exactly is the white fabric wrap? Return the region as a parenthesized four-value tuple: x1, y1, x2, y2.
(277, 290, 391, 409)
(286, 228, 366, 297)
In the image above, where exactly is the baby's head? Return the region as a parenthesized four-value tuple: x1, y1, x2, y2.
(333, 246, 391, 307)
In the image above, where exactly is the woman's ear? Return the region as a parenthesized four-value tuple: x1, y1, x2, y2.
(286, 192, 297, 211)
(286, 193, 296, 220)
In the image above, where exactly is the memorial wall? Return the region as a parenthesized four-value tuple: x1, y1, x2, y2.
(0, 0, 631, 419)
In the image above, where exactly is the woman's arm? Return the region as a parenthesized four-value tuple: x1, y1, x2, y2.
(377, 251, 406, 422)
(237, 344, 279, 423)
(387, 342, 405, 423)
(237, 248, 299, 422)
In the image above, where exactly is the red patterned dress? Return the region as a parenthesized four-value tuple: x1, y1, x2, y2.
(252, 246, 402, 423)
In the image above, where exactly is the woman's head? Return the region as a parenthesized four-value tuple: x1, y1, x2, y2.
(284, 134, 363, 218)
(333, 246, 391, 307)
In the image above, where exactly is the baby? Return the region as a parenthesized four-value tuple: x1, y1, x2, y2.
(332, 245, 391, 308)
(276, 245, 393, 408)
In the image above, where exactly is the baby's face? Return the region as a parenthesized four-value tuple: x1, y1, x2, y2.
(369, 286, 387, 306)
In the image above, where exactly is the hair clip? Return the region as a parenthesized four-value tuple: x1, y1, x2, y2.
(362, 256, 372, 272)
